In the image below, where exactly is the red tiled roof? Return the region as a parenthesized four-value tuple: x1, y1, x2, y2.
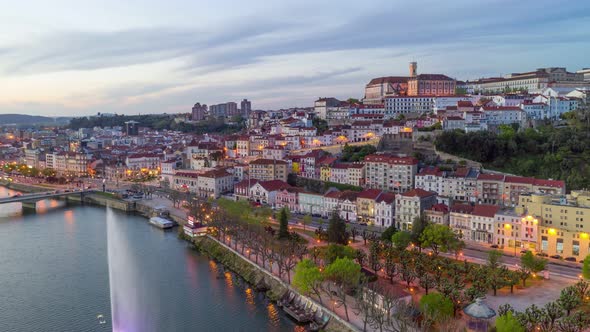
(401, 188, 436, 198)
(457, 101, 474, 107)
(250, 158, 288, 165)
(376, 192, 396, 204)
(450, 204, 473, 214)
(357, 189, 382, 200)
(429, 203, 449, 213)
(411, 74, 454, 81)
(472, 204, 500, 218)
(258, 180, 291, 192)
(533, 179, 565, 188)
(364, 154, 418, 165)
(200, 168, 231, 178)
(367, 76, 409, 86)
(477, 173, 505, 181)
(417, 167, 442, 176)
(175, 172, 199, 179)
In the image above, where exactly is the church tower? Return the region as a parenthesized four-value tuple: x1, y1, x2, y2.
(409, 61, 417, 77)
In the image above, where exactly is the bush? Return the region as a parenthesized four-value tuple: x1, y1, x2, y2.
(419, 292, 453, 321)
(495, 311, 524, 332)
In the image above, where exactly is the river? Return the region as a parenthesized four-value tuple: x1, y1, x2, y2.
(0, 186, 301, 332)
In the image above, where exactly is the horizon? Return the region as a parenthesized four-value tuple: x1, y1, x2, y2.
(1, 0, 589, 117)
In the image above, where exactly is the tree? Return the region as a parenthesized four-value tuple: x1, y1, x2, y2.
(347, 227, 358, 242)
(368, 241, 382, 276)
(327, 211, 348, 244)
(322, 244, 356, 265)
(325, 258, 362, 321)
(302, 214, 312, 231)
(277, 208, 289, 239)
(355, 249, 367, 267)
(419, 224, 459, 256)
(583, 255, 590, 279)
(391, 231, 412, 251)
(418, 273, 437, 295)
(487, 266, 508, 296)
(496, 311, 525, 332)
(293, 259, 325, 304)
(380, 226, 397, 242)
(411, 215, 429, 251)
(520, 251, 547, 286)
(487, 250, 503, 270)
(556, 310, 590, 332)
(383, 247, 398, 284)
(558, 286, 581, 316)
(419, 292, 453, 325)
(352, 280, 376, 332)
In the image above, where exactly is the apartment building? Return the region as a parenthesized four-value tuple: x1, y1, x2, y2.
(197, 168, 233, 199)
(516, 191, 590, 259)
(249, 158, 289, 182)
(364, 154, 418, 193)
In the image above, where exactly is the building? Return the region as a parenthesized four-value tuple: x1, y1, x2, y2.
(408, 74, 456, 96)
(480, 106, 525, 127)
(356, 189, 383, 225)
(374, 192, 396, 228)
(191, 103, 207, 121)
(275, 187, 303, 213)
(469, 205, 500, 245)
(125, 121, 139, 136)
(24, 148, 42, 168)
(364, 154, 418, 193)
(424, 203, 450, 226)
(466, 67, 587, 94)
(394, 189, 437, 230)
(449, 204, 474, 239)
(125, 153, 161, 171)
(314, 97, 341, 120)
(240, 99, 251, 117)
(494, 209, 539, 252)
(364, 77, 409, 105)
(210, 102, 238, 118)
(324, 190, 358, 223)
(249, 158, 289, 182)
(197, 168, 233, 199)
(298, 192, 326, 217)
(516, 191, 590, 259)
(384, 96, 434, 116)
(172, 171, 200, 192)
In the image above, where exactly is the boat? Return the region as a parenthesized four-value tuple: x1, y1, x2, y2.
(149, 217, 175, 229)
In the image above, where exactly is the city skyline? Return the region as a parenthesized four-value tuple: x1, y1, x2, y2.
(0, 0, 589, 116)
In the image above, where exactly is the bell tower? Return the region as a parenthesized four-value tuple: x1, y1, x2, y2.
(409, 61, 417, 77)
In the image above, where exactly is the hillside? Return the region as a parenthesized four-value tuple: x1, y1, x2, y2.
(0, 114, 71, 125)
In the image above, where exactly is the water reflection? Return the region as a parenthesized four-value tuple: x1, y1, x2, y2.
(224, 271, 234, 288)
(245, 288, 255, 306)
(267, 303, 280, 326)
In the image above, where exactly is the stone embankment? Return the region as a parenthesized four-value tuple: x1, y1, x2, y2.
(190, 235, 358, 332)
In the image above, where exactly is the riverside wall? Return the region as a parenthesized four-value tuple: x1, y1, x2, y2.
(0, 181, 50, 193)
(192, 235, 359, 332)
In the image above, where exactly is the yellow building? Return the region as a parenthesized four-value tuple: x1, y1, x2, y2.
(320, 165, 331, 182)
(517, 191, 590, 260)
(356, 189, 382, 225)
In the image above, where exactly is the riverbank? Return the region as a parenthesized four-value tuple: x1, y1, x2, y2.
(189, 235, 358, 332)
(0, 180, 49, 193)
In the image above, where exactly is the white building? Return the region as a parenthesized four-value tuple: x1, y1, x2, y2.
(394, 189, 437, 230)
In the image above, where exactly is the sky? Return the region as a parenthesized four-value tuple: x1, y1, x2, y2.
(0, 0, 589, 116)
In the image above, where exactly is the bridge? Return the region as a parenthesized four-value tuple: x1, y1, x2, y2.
(0, 190, 96, 211)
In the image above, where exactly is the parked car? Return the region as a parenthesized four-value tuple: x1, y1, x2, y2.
(490, 244, 499, 249)
(536, 253, 549, 257)
(520, 249, 530, 254)
(565, 257, 577, 262)
(550, 255, 562, 259)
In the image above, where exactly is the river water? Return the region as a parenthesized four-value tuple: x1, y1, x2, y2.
(0, 186, 300, 332)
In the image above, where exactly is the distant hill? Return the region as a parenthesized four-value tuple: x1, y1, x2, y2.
(0, 114, 71, 126)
